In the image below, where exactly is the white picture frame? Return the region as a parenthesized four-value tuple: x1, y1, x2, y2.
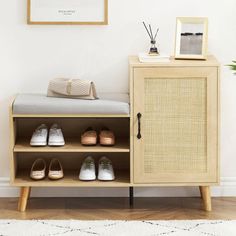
(174, 17, 208, 60)
(27, 0, 108, 25)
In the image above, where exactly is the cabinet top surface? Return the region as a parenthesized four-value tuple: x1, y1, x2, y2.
(129, 55, 220, 68)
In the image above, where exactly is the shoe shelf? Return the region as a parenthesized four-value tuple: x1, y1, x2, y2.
(10, 115, 131, 212)
(13, 170, 130, 187)
(14, 152, 130, 187)
(10, 105, 132, 211)
(14, 138, 130, 153)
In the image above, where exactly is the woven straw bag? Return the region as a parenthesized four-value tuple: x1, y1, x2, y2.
(47, 78, 98, 100)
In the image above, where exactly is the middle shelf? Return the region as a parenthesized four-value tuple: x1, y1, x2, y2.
(14, 138, 130, 153)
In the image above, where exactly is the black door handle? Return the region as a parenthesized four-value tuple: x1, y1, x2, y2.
(137, 113, 142, 139)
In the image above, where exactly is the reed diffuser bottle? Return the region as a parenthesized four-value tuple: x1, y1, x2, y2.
(143, 22, 159, 55)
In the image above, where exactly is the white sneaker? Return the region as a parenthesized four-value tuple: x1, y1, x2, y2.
(79, 156, 96, 181)
(98, 156, 115, 181)
(48, 124, 65, 146)
(30, 124, 48, 146)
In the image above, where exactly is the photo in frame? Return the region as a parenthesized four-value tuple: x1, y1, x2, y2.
(174, 17, 208, 60)
(27, 0, 108, 25)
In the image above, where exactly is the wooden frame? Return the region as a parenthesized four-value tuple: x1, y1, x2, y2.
(129, 55, 220, 212)
(27, 0, 108, 25)
(9, 56, 219, 212)
(174, 17, 208, 60)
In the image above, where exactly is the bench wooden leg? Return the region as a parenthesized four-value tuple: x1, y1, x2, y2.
(18, 187, 31, 212)
(199, 186, 212, 212)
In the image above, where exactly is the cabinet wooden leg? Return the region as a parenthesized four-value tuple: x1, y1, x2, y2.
(28, 187, 31, 198)
(199, 186, 203, 199)
(199, 186, 212, 212)
(129, 187, 134, 207)
(18, 187, 31, 212)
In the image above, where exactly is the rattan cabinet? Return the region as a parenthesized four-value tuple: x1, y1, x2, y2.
(129, 56, 220, 211)
(9, 56, 219, 212)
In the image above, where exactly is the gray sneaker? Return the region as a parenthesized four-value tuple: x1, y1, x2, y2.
(98, 156, 115, 181)
(79, 156, 96, 181)
(48, 124, 65, 146)
(30, 124, 48, 146)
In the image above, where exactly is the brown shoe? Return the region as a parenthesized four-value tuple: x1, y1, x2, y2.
(81, 127, 97, 146)
(99, 127, 115, 146)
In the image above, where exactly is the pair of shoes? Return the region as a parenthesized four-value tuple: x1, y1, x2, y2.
(30, 124, 65, 146)
(81, 127, 115, 146)
(79, 156, 115, 181)
(30, 159, 64, 180)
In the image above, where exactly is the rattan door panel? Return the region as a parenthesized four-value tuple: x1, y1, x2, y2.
(133, 67, 218, 184)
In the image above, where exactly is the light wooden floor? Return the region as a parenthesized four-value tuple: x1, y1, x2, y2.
(0, 197, 235, 220)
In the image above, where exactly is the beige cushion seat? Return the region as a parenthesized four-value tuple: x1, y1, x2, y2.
(13, 93, 130, 115)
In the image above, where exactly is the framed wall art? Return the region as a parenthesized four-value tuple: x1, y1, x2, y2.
(174, 17, 208, 60)
(27, 0, 108, 25)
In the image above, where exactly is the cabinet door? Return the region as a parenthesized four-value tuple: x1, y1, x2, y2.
(133, 67, 219, 184)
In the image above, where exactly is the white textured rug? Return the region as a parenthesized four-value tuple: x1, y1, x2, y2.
(0, 220, 235, 236)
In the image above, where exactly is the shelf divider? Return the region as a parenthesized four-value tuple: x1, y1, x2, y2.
(14, 138, 130, 153)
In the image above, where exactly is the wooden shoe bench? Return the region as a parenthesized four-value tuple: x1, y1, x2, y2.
(9, 56, 220, 212)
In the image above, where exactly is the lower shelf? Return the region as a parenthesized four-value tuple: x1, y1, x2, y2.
(13, 170, 130, 187)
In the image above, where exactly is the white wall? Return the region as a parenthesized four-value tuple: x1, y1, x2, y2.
(0, 0, 236, 197)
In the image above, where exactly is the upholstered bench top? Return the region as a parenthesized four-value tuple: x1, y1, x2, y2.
(13, 93, 130, 115)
